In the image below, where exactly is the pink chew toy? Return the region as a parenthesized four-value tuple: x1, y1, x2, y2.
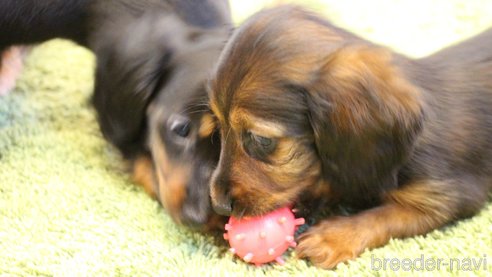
(223, 207, 305, 266)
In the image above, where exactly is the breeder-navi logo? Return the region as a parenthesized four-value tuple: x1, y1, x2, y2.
(371, 254, 488, 272)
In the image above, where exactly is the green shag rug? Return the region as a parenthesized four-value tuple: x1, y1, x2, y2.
(1, 1, 492, 276)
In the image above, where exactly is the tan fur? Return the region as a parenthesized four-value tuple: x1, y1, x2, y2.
(150, 132, 188, 223)
(198, 113, 216, 138)
(131, 155, 157, 199)
(316, 46, 423, 134)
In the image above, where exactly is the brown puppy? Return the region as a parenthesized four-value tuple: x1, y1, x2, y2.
(208, 6, 492, 268)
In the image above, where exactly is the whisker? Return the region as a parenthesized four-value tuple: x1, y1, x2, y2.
(225, 126, 232, 144)
(187, 109, 210, 115)
(180, 102, 210, 114)
(239, 207, 246, 219)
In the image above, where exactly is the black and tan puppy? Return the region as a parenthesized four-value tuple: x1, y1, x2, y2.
(1, 0, 231, 229)
(209, 6, 492, 268)
(91, 10, 230, 229)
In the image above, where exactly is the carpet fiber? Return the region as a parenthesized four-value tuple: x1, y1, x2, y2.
(1, 1, 491, 276)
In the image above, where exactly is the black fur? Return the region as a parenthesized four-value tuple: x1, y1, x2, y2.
(0, 0, 89, 48)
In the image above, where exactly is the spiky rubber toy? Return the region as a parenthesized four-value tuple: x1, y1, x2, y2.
(223, 207, 305, 266)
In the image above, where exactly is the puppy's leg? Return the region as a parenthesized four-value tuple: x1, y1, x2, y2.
(0, 47, 25, 95)
(131, 155, 158, 199)
(296, 178, 489, 269)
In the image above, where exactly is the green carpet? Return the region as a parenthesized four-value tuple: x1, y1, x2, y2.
(1, 1, 492, 276)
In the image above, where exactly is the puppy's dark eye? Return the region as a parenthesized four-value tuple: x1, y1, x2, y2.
(243, 131, 277, 162)
(169, 116, 191, 138)
(172, 122, 190, 137)
(255, 134, 273, 149)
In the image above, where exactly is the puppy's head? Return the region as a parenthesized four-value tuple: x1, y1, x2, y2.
(145, 24, 226, 227)
(209, 6, 424, 217)
(92, 12, 229, 229)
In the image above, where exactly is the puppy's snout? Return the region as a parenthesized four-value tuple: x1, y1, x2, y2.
(211, 176, 233, 216)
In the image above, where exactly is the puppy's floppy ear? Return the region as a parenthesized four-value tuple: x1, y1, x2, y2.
(92, 45, 172, 158)
(91, 14, 175, 158)
(306, 46, 424, 206)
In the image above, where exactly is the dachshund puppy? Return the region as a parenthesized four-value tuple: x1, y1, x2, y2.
(91, 9, 230, 229)
(209, 6, 492, 268)
(1, 0, 231, 229)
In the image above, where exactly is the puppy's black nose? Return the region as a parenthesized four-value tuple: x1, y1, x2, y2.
(211, 186, 232, 216)
(211, 170, 233, 216)
(212, 198, 232, 216)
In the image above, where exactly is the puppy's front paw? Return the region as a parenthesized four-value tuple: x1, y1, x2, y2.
(296, 217, 371, 269)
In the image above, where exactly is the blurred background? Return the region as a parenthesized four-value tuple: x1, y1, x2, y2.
(229, 0, 492, 57)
